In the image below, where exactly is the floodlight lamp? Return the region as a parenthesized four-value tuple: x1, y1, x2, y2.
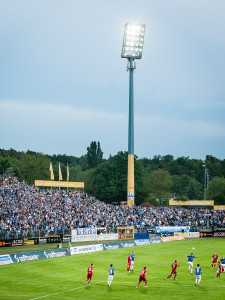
(121, 23, 145, 59)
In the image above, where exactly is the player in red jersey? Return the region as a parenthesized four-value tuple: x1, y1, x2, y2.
(127, 253, 131, 272)
(212, 253, 219, 269)
(85, 263, 94, 285)
(166, 260, 180, 280)
(136, 266, 147, 288)
(216, 261, 224, 279)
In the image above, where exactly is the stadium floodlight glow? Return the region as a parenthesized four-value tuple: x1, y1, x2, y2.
(121, 23, 146, 207)
(121, 23, 145, 59)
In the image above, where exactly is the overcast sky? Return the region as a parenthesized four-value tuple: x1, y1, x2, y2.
(0, 0, 224, 160)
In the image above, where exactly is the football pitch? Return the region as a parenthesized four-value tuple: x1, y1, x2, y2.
(1, 238, 225, 300)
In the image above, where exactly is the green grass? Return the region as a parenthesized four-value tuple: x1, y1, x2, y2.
(1, 238, 225, 300)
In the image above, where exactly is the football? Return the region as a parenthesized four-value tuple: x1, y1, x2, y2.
(192, 247, 195, 250)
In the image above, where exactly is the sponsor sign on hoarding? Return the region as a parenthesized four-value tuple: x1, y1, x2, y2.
(146, 227, 156, 234)
(103, 242, 122, 250)
(169, 200, 214, 206)
(134, 240, 151, 246)
(70, 244, 103, 255)
(156, 226, 190, 233)
(0, 255, 14, 265)
(96, 234, 118, 241)
(162, 236, 184, 242)
(213, 226, 225, 236)
(120, 241, 136, 248)
(11, 248, 69, 263)
(77, 228, 97, 235)
(186, 232, 200, 239)
(35, 180, 84, 188)
(214, 205, 225, 211)
(150, 237, 162, 243)
(71, 229, 117, 243)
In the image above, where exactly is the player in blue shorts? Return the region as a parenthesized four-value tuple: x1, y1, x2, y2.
(186, 253, 197, 275)
(220, 256, 225, 271)
(108, 264, 115, 286)
(194, 264, 202, 286)
(130, 251, 135, 271)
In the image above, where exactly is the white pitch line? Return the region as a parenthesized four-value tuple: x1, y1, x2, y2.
(29, 281, 105, 300)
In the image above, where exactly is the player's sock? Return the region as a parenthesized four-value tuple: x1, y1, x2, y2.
(136, 282, 140, 288)
(191, 268, 193, 274)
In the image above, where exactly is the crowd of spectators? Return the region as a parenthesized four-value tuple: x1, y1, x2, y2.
(0, 176, 225, 238)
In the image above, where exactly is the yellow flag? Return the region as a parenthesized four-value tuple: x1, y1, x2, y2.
(49, 162, 54, 180)
(67, 163, 69, 182)
(59, 162, 63, 181)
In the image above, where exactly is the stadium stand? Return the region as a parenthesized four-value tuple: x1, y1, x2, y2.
(0, 176, 224, 239)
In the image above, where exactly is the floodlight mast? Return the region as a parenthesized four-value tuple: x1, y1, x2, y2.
(121, 23, 145, 207)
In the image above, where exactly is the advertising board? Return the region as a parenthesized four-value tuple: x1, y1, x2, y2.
(169, 200, 214, 206)
(70, 244, 103, 255)
(77, 228, 97, 235)
(156, 226, 190, 233)
(11, 248, 69, 263)
(186, 232, 199, 239)
(213, 226, 225, 236)
(0, 255, 14, 265)
(35, 180, 84, 188)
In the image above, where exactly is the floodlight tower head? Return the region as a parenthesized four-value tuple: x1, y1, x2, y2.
(121, 23, 146, 60)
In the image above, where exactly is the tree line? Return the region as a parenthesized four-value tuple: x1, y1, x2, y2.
(0, 142, 225, 205)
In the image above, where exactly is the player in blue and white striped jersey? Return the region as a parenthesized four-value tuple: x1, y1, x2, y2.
(220, 256, 225, 271)
(108, 264, 115, 286)
(130, 251, 135, 271)
(186, 253, 197, 275)
(194, 264, 202, 286)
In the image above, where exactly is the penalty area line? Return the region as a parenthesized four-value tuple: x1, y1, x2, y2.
(29, 281, 105, 300)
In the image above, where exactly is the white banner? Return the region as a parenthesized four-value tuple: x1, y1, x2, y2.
(71, 231, 117, 242)
(96, 234, 118, 241)
(77, 227, 97, 236)
(70, 244, 103, 256)
(186, 232, 199, 239)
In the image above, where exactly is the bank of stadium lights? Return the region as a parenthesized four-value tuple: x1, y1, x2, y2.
(121, 23, 145, 59)
(121, 23, 146, 207)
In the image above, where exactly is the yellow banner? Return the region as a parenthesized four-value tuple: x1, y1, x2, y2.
(59, 163, 63, 181)
(35, 180, 84, 188)
(174, 232, 188, 238)
(169, 200, 214, 206)
(214, 205, 225, 211)
(49, 162, 54, 180)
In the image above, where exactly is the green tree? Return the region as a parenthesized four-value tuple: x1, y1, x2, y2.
(148, 169, 173, 205)
(207, 177, 225, 205)
(93, 151, 145, 205)
(186, 180, 198, 200)
(0, 157, 11, 174)
(87, 141, 103, 169)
